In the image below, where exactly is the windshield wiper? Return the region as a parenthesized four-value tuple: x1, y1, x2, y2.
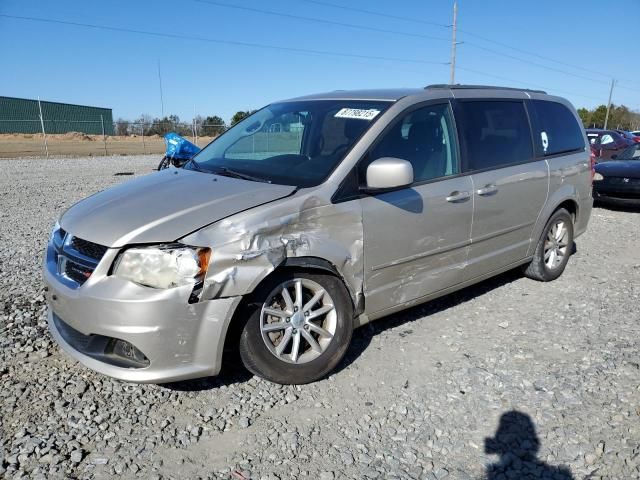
(186, 160, 206, 172)
(214, 167, 272, 183)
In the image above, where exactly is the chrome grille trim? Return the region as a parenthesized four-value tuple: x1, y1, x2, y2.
(48, 229, 109, 288)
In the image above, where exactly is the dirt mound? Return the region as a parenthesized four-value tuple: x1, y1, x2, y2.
(61, 132, 95, 141)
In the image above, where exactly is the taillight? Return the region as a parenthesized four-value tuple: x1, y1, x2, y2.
(589, 147, 596, 182)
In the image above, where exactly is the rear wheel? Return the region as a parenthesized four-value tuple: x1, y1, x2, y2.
(239, 272, 353, 385)
(523, 208, 574, 281)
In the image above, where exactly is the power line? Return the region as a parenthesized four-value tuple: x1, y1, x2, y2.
(191, 0, 450, 43)
(0, 12, 625, 106)
(464, 43, 610, 86)
(195, 0, 620, 87)
(295, 0, 633, 86)
(456, 29, 613, 80)
(455, 66, 604, 102)
(296, 0, 449, 28)
(0, 14, 449, 66)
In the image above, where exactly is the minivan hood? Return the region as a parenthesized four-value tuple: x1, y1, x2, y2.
(60, 168, 296, 247)
(595, 160, 640, 179)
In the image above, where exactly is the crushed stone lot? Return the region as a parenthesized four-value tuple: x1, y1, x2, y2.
(1, 155, 639, 480)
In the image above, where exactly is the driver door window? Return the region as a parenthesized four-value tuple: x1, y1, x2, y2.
(225, 112, 307, 160)
(366, 103, 459, 183)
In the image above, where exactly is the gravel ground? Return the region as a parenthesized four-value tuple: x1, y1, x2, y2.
(1, 155, 639, 480)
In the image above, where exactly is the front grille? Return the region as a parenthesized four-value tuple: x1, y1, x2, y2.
(70, 237, 108, 261)
(604, 176, 640, 185)
(64, 260, 93, 285)
(52, 228, 66, 248)
(49, 229, 109, 288)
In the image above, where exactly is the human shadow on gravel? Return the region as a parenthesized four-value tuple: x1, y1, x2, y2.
(484, 411, 573, 480)
(334, 267, 525, 374)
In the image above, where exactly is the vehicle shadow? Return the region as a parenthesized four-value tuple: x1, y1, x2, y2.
(165, 262, 547, 391)
(484, 410, 574, 479)
(594, 200, 640, 213)
(161, 357, 253, 392)
(335, 267, 524, 374)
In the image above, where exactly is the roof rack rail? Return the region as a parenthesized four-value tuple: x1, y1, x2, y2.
(424, 84, 547, 94)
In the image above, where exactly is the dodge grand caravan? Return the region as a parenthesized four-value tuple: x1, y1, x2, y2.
(45, 85, 593, 385)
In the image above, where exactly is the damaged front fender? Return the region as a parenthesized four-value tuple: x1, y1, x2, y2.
(181, 192, 364, 312)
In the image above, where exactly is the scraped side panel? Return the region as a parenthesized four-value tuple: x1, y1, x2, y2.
(180, 194, 364, 311)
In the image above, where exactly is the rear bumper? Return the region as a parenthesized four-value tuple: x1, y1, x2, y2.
(45, 260, 242, 383)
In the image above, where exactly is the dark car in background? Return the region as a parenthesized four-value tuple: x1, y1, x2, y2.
(593, 144, 640, 204)
(586, 129, 635, 160)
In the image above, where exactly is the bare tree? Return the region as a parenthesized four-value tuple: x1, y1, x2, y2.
(115, 118, 130, 136)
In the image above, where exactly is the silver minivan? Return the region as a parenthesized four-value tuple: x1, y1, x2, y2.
(45, 85, 593, 385)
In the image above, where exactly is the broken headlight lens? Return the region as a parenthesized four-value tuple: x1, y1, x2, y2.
(114, 244, 211, 289)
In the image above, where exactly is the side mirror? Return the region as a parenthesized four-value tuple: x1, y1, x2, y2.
(365, 157, 414, 191)
(611, 154, 618, 159)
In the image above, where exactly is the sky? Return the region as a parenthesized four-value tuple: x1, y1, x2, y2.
(1, 0, 639, 124)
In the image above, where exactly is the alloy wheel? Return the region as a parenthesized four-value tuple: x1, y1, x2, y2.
(260, 278, 337, 364)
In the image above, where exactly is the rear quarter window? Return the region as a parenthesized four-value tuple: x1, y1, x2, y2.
(530, 100, 585, 156)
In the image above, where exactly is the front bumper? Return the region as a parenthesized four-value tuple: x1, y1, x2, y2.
(44, 247, 242, 383)
(593, 182, 640, 203)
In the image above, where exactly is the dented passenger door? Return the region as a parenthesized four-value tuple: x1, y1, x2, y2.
(359, 102, 473, 314)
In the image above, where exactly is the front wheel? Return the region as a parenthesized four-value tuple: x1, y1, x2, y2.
(239, 272, 353, 385)
(523, 208, 574, 281)
(157, 156, 170, 170)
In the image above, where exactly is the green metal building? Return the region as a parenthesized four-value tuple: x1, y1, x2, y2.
(0, 96, 114, 135)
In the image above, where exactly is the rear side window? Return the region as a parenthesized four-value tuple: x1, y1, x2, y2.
(600, 134, 615, 145)
(530, 100, 585, 156)
(455, 101, 533, 171)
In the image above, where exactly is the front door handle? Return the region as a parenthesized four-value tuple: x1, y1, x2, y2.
(476, 184, 498, 196)
(446, 190, 471, 203)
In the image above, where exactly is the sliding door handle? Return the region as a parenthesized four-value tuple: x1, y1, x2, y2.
(446, 190, 471, 203)
(476, 184, 498, 196)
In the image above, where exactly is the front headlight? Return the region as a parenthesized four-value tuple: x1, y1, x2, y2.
(114, 244, 211, 289)
(593, 172, 604, 181)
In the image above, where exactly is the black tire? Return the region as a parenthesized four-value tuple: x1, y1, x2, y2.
(523, 208, 574, 282)
(239, 271, 353, 385)
(157, 156, 170, 170)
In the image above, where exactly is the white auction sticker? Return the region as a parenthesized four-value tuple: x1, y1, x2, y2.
(334, 108, 381, 121)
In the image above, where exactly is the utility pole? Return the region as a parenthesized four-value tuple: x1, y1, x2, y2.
(604, 78, 616, 130)
(157, 60, 165, 118)
(449, 0, 458, 84)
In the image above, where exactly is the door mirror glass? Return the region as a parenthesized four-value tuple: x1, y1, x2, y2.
(365, 157, 414, 190)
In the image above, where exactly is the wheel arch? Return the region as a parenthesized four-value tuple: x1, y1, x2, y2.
(554, 198, 579, 222)
(528, 189, 580, 257)
(221, 255, 359, 359)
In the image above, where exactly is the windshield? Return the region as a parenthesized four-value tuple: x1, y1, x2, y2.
(186, 100, 391, 187)
(617, 144, 640, 160)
